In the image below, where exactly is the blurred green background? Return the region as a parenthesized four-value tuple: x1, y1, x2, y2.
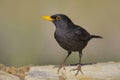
(0, 0, 120, 67)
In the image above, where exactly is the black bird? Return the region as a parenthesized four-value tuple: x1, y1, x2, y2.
(42, 14, 102, 75)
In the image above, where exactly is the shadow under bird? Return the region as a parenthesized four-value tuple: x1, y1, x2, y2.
(42, 14, 102, 75)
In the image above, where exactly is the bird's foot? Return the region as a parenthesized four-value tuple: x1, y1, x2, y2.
(71, 65, 84, 76)
(57, 64, 65, 74)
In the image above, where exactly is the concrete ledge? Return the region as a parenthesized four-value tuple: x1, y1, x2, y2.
(0, 61, 120, 80)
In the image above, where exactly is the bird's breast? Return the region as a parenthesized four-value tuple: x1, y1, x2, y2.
(54, 29, 87, 51)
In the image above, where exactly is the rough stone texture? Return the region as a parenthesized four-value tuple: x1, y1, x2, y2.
(0, 62, 120, 80)
(26, 62, 120, 80)
(0, 64, 30, 79)
(0, 71, 20, 80)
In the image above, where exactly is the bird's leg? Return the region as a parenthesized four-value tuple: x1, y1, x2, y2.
(72, 51, 83, 76)
(58, 51, 71, 73)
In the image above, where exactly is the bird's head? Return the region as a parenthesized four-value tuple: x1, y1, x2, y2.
(42, 14, 74, 28)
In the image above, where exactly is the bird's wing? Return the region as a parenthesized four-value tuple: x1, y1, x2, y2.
(73, 25, 90, 41)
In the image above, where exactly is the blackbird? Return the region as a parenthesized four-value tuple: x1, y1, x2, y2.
(42, 14, 102, 75)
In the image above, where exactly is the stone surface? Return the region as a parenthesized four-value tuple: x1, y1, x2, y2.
(0, 71, 20, 80)
(26, 62, 120, 80)
(0, 62, 120, 80)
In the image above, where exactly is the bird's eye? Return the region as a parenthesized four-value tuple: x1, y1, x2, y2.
(56, 16, 61, 20)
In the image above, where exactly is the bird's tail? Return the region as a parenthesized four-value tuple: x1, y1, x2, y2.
(90, 35, 103, 39)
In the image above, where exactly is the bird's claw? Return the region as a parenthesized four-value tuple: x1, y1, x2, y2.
(71, 65, 84, 76)
(57, 64, 66, 74)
